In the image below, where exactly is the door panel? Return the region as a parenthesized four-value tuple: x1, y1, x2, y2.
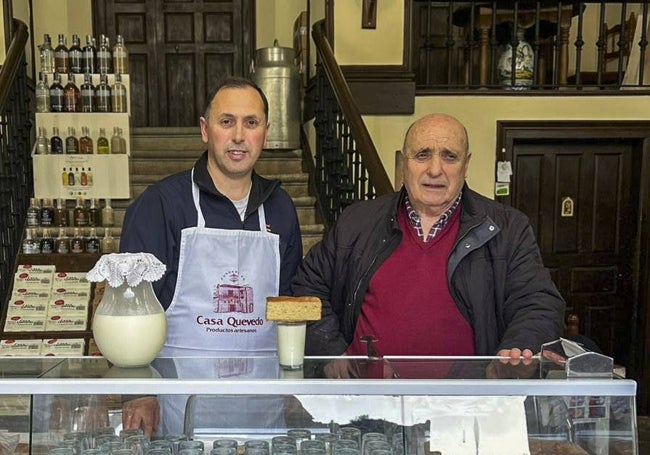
(94, 0, 254, 127)
(511, 140, 640, 368)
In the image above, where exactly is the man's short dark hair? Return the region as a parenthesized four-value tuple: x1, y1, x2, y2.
(203, 76, 269, 121)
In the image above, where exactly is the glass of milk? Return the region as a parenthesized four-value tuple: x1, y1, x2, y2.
(276, 321, 306, 370)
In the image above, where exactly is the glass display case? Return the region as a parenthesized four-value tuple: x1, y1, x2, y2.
(0, 354, 637, 455)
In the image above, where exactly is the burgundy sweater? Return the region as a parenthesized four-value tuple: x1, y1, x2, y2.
(348, 204, 475, 357)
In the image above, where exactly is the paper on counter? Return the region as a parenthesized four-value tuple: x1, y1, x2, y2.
(295, 395, 530, 455)
(406, 396, 530, 455)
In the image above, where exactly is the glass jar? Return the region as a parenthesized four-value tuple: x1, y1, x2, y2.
(88, 253, 167, 368)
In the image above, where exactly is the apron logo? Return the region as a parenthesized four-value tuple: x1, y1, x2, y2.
(214, 271, 253, 314)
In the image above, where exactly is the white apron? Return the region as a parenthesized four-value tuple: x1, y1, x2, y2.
(157, 171, 284, 436)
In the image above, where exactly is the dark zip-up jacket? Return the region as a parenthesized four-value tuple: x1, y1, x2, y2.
(293, 185, 565, 356)
(120, 151, 303, 310)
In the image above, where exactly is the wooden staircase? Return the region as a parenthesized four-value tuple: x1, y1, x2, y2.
(115, 127, 325, 253)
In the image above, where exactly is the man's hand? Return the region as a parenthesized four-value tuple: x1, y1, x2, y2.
(323, 356, 360, 379)
(496, 348, 534, 364)
(486, 348, 538, 379)
(122, 397, 159, 437)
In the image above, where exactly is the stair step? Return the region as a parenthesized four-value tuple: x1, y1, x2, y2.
(129, 173, 310, 199)
(129, 150, 304, 176)
(126, 128, 323, 252)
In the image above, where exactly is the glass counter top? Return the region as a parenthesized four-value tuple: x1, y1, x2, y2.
(0, 356, 636, 397)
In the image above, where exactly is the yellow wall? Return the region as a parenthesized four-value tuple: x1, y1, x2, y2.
(333, 0, 403, 65)
(255, 0, 306, 50)
(365, 96, 650, 198)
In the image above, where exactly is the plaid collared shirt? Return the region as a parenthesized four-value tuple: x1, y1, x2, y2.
(404, 192, 462, 242)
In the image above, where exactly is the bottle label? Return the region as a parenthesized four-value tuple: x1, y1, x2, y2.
(27, 209, 40, 227)
(71, 239, 84, 254)
(86, 238, 100, 253)
(40, 208, 54, 226)
(56, 239, 70, 254)
(41, 238, 55, 254)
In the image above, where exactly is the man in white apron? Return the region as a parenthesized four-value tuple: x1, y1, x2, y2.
(120, 77, 303, 436)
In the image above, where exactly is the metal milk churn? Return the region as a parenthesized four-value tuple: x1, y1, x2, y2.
(251, 39, 301, 149)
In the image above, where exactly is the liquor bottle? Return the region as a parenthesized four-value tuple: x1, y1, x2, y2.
(111, 127, 127, 154)
(97, 34, 112, 74)
(112, 73, 128, 113)
(113, 34, 129, 74)
(80, 73, 95, 113)
(80, 126, 93, 154)
(51, 127, 64, 154)
(26, 198, 41, 227)
(88, 198, 101, 226)
(70, 227, 84, 254)
(66, 127, 79, 154)
(54, 33, 69, 74)
(55, 227, 70, 254)
(102, 198, 114, 227)
(39, 34, 54, 74)
(86, 227, 100, 253)
(49, 73, 65, 112)
(54, 198, 69, 227)
(74, 167, 81, 186)
(82, 34, 96, 74)
(73, 197, 89, 227)
(100, 227, 117, 253)
(63, 73, 81, 112)
(80, 168, 88, 186)
(86, 167, 94, 185)
(67, 168, 75, 186)
(36, 72, 50, 113)
(36, 127, 49, 154)
(40, 227, 55, 254)
(95, 73, 112, 113)
(97, 128, 110, 154)
(68, 34, 83, 73)
(22, 228, 40, 254)
(40, 198, 55, 226)
(61, 167, 68, 185)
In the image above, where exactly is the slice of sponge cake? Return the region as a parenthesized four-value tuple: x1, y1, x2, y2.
(266, 296, 322, 321)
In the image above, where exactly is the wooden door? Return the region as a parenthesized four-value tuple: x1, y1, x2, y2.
(93, 0, 255, 127)
(497, 122, 650, 391)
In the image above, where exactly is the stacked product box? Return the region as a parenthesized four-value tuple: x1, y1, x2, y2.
(1, 265, 89, 356)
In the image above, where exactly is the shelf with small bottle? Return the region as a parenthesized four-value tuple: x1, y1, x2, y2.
(33, 153, 129, 200)
(35, 112, 130, 155)
(36, 73, 130, 115)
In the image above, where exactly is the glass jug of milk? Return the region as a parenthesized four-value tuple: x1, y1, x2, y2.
(87, 253, 167, 367)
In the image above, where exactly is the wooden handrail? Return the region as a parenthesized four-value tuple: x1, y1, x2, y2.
(312, 20, 394, 195)
(0, 19, 29, 110)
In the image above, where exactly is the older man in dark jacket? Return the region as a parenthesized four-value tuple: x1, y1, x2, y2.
(293, 113, 564, 368)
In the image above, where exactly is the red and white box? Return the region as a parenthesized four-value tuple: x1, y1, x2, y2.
(41, 338, 85, 356)
(46, 298, 89, 316)
(13, 272, 53, 290)
(52, 272, 90, 289)
(0, 339, 42, 356)
(16, 264, 56, 274)
(6, 297, 48, 316)
(11, 287, 51, 300)
(51, 287, 91, 300)
(3, 315, 46, 332)
(45, 314, 88, 332)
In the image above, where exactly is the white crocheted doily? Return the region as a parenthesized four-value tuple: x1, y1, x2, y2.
(87, 253, 166, 287)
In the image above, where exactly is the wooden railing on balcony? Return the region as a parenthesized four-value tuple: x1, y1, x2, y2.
(0, 19, 33, 304)
(412, 0, 650, 92)
(311, 20, 394, 228)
